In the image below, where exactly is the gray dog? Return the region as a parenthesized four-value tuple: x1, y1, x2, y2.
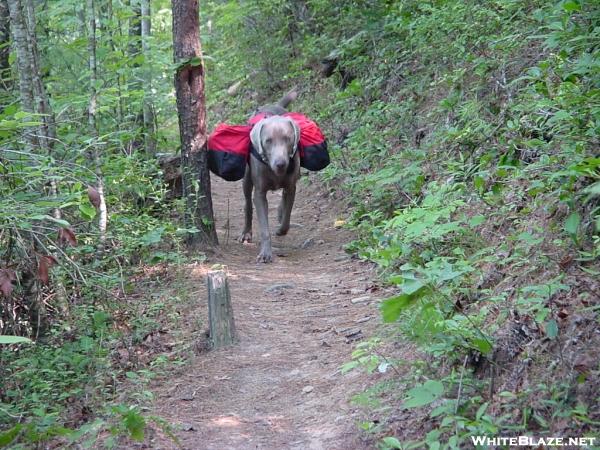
(239, 91, 300, 263)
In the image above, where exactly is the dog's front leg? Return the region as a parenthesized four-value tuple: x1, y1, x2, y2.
(239, 170, 253, 243)
(253, 191, 272, 263)
(276, 185, 296, 236)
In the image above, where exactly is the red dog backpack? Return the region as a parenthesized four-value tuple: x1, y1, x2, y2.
(208, 113, 329, 181)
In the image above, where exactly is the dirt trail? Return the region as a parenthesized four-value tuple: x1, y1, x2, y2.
(150, 174, 384, 450)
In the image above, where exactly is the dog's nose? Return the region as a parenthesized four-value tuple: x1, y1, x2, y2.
(275, 160, 286, 170)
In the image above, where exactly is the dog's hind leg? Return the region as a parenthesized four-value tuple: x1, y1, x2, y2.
(276, 184, 296, 236)
(239, 169, 253, 243)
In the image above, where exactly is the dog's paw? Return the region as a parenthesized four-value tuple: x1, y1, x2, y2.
(256, 250, 273, 263)
(239, 231, 252, 243)
(275, 226, 289, 236)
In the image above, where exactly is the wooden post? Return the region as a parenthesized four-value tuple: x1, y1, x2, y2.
(207, 270, 237, 349)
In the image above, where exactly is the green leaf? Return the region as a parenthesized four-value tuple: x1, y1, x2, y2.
(401, 278, 425, 295)
(140, 227, 165, 246)
(473, 176, 486, 193)
(79, 203, 97, 220)
(564, 212, 580, 237)
(403, 380, 444, 408)
(562, 0, 581, 12)
(472, 337, 493, 355)
(0, 424, 22, 446)
(30, 214, 71, 228)
(476, 402, 489, 421)
(381, 436, 403, 449)
(0, 335, 33, 344)
(468, 215, 485, 227)
(381, 292, 415, 322)
(545, 319, 559, 339)
(123, 409, 146, 442)
(583, 181, 600, 200)
(381, 285, 429, 323)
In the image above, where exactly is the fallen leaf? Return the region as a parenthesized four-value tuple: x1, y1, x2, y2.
(58, 227, 78, 246)
(0, 269, 16, 297)
(88, 186, 101, 209)
(37, 255, 57, 285)
(574, 353, 594, 373)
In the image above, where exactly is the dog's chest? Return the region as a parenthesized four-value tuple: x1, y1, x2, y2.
(251, 158, 299, 192)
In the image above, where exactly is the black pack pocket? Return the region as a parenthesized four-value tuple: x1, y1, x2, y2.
(300, 141, 330, 171)
(208, 149, 247, 181)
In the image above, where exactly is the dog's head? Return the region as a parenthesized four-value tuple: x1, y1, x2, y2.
(250, 116, 300, 176)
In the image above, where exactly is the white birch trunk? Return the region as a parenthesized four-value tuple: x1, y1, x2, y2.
(86, 0, 108, 254)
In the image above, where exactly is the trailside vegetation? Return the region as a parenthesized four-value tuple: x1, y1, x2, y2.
(200, 0, 599, 447)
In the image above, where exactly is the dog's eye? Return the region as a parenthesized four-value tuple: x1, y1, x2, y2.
(265, 138, 272, 145)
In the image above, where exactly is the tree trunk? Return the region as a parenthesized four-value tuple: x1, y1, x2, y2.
(172, 0, 217, 248)
(7, 0, 35, 146)
(7, 0, 62, 333)
(0, 0, 11, 92)
(106, 0, 124, 127)
(127, 0, 140, 60)
(86, 0, 108, 255)
(141, 0, 156, 155)
(23, 0, 55, 150)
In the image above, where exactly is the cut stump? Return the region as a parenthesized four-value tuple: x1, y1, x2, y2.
(207, 270, 237, 349)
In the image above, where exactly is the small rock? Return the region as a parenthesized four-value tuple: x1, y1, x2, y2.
(265, 283, 295, 293)
(351, 296, 371, 304)
(350, 288, 363, 295)
(302, 385, 314, 394)
(181, 423, 195, 432)
(317, 239, 325, 245)
(355, 316, 372, 324)
(301, 237, 315, 249)
(336, 326, 362, 337)
(334, 255, 348, 262)
(321, 340, 331, 347)
(179, 391, 196, 401)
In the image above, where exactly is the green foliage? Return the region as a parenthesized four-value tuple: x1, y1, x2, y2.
(283, 0, 600, 446)
(0, 0, 189, 446)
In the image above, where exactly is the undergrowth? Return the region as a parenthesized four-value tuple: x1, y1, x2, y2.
(203, 0, 599, 447)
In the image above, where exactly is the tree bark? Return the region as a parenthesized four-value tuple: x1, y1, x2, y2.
(7, 0, 35, 146)
(172, 0, 217, 248)
(141, 0, 156, 155)
(23, 0, 55, 149)
(106, 0, 124, 127)
(207, 270, 237, 349)
(86, 0, 108, 255)
(0, 0, 10, 92)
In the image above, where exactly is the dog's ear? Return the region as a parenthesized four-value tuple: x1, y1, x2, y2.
(250, 120, 265, 158)
(286, 117, 300, 152)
